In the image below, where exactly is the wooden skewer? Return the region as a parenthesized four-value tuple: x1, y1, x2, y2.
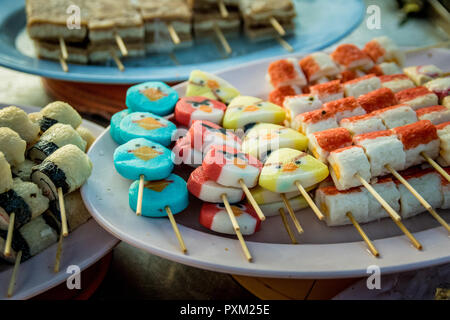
(391, 217, 422, 250)
(275, 36, 294, 52)
(57, 188, 69, 237)
(221, 194, 240, 231)
(54, 231, 64, 273)
(421, 152, 450, 183)
(136, 175, 145, 216)
(355, 173, 401, 221)
(165, 206, 187, 254)
(110, 49, 125, 72)
(294, 181, 325, 221)
(238, 179, 265, 221)
(346, 212, 379, 257)
(280, 193, 303, 234)
(4, 213, 15, 257)
(169, 52, 180, 66)
(213, 23, 232, 56)
(59, 55, 69, 73)
(7, 250, 21, 298)
(405, 40, 450, 55)
(278, 208, 298, 244)
(386, 164, 450, 232)
(221, 194, 252, 262)
(167, 23, 181, 45)
(269, 17, 286, 36)
(218, 0, 229, 18)
(114, 31, 128, 57)
(59, 37, 68, 60)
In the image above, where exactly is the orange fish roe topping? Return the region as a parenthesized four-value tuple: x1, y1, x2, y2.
(341, 113, 377, 123)
(268, 59, 298, 87)
(299, 55, 320, 81)
(367, 65, 384, 76)
(331, 145, 364, 154)
(436, 121, 450, 130)
(396, 86, 433, 103)
(393, 120, 438, 149)
(416, 105, 446, 117)
(372, 104, 409, 115)
(340, 70, 359, 82)
(300, 108, 336, 124)
(313, 127, 353, 151)
(379, 74, 409, 82)
(320, 185, 362, 195)
(331, 44, 370, 67)
(344, 74, 376, 86)
(354, 130, 394, 143)
(357, 88, 397, 113)
(363, 40, 386, 62)
(310, 80, 342, 96)
(268, 85, 298, 106)
(323, 97, 360, 113)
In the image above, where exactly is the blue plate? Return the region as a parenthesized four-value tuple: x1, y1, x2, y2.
(0, 0, 364, 84)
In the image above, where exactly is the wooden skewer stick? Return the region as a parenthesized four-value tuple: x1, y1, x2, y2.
(54, 231, 64, 273)
(136, 175, 145, 216)
(218, 0, 229, 18)
(346, 212, 380, 257)
(355, 173, 401, 221)
(269, 17, 286, 36)
(167, 23, 181, 45)
(7, 250, 22, 298)
(391, 217, 422, 250)
(57, 188, 69, 237)
(221, 194, 240, 231)
(295, 181, 325, 221)
(421, 152, 450, 183)
(238, 179, 266, 221)
(280, 193, 303, 234)
(59, 55, 69, 73)
(222, 194, 252, 262)
(275, 36, 294, 52)
(405, 40, 450, 55)
(278, 208, 298, 244)
(4, 213, 15, 257)
(165, 206, 187, 254)
(213, 24, 232, 56)
(110, 49, 125, 72)
(59, 37, 68, 60)
(386, 164, 450, 233)
(114, 31, 128, 57)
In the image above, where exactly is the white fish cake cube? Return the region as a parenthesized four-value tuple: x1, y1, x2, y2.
(283, 94, 322, 123)
(354, 132, 406, 176)
(363, 36, 405, 66)
(315, 186, 369, 226)
(340, 114, 386, 135)
(323, 97, 366, 122)
(424, 77, 450, 103)
(395, 86, 439, 110)
(267, 58, 307, 88)
(299, 52, 340, 82)
(404, 65, 443, 86)
(307, 128, 353, 163)
(309, 80, 344, 103)
(364, 178, 399, 221)
(294, 109, 338, 135)
(396, 170, 442, 218)
(343, 75, 381, 98)
(436, 122, 450, 150)
(370, 62, 402, 76)
(416, 105, 450, 125)
(328, 146, 371, 190)
(373, 104, 418, 129)
(380, 74, 415, 93)
(440, 169, 450, 209)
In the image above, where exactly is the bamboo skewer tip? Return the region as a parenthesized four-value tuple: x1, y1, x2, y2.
(269, 17, 286, 36)
(7, 250, 22, 298)
(294, 181, 325, 221)
(280, 193, 304, 234)
(136, 175, 145, 216)
(238, 179, 266, 221)
(346, 212, 380, 258)
(57, 188, 69, 237)
(278, 208, 298, 244)
(165, 206, 187, 254)
(54, 232, 64, 273)
(114, 31, 128, 57)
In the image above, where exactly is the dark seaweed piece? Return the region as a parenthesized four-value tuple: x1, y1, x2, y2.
(31, 161, 70, 194)
(0, 190, 32, 228)
(38, 117, 58, 132)
(42, 208, 62, 236)
(28, 141, 59, 159)
(0, 229, 31, 262)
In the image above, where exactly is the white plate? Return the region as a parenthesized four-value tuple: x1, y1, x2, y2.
(82, 48, 450, 279)
(0, 105, 119, 300)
